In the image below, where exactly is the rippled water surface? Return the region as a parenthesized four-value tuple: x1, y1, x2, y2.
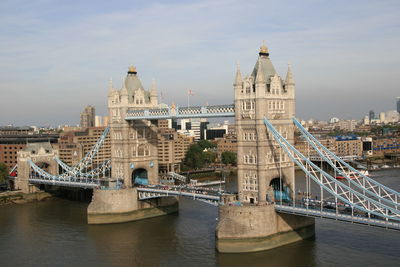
(0, 169, 399, 266)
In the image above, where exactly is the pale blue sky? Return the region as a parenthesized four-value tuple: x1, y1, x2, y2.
(1, 0, 399, 126)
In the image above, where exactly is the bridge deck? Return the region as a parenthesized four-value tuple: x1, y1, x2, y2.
(275, 204, 400, 231)
(137, 187, 221, 201)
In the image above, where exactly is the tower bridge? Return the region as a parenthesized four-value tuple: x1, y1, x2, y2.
(12, 44, 400, 253)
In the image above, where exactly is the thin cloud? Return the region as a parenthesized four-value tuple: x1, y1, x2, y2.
(0, 0, 399, 125)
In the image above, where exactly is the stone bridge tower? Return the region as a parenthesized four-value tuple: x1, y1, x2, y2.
(15, 143, 59, 193)
(216, 44, 314, 253)
(235, 43, 295, 204)
(108, 66, 159, 187)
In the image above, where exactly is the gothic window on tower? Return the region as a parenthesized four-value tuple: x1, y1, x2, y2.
(244, 154, 257, 164)
(242, 100, 255, 110)
(132, 146, 137, 157)
(137, 128, 144, 139)
(138, 144, 145, 157)
(268, 100, 285, 114)
(115, 149, 122, 158)
(129, 130, 136, 139)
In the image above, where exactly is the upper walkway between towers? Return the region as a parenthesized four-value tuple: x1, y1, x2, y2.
(125, 104, 235, 120)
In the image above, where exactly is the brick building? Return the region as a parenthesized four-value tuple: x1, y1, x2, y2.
(58, 127, 111, 167)
(0, 134, 58, 171)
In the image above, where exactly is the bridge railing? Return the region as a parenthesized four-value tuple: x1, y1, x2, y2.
(264, 117, 400, 223)
(125, 104, 235, 120)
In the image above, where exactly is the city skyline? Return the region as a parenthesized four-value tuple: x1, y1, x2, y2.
(1, 0, 400, 126)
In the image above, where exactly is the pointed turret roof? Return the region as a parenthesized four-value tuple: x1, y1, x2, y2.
(150, 78, 157, 96)
(251, 43, 276, 84)
(125, 66, 144, 92)
(234, 62, 243, 85)
(285, 63, 295, 85)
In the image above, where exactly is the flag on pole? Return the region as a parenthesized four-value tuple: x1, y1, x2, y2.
(188, 89, 195, 96)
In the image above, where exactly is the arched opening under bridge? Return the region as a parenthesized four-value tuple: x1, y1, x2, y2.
(132, 168, 148, 186)
(270, 177, 291, 202)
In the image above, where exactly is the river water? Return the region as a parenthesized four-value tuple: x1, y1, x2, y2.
(0, 169, 399, 267)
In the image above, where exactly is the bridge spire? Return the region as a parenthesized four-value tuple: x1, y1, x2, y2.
(285, 62, 294, 85)
(151, 78, 157, 93)
(234, 61, 243, 86)
(150, 78, 158, 105)
(121, 76, 126, 89)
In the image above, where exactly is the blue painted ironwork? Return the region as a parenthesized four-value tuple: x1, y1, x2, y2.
(137, 186, 221, 206)
(28, 159, 102, 188)
(26, 127, 112, 188)
(167, 172, 187, 182)
(292, 117, 400, 208)
(263, 117, 400, 222)
(58, 127, 110, 178)
(275, 204, 400, 230)
(125, 104, 235, 120)
(55, 157, 111, 178)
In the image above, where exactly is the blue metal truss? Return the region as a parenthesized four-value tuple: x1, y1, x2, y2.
(125, 104, 235, 120)
(263, 117, 400, 223)
(292, 117, 400, 209)
(137, 187, 221, 206)
(27, 127, 112, 188)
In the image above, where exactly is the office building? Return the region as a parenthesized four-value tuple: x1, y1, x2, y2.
(80, 105, 95, 128)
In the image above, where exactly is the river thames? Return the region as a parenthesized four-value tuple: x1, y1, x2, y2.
(0, 169, 399, 267)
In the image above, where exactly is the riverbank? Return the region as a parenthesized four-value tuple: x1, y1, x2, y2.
(0, 190, 53, 205)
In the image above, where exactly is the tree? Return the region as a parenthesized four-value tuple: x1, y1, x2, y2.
(0, 162, 8, 184)
(184, 144, 205, 169)
(221, 151, 237, 165)
(197, 140, 216, 150)
(203, 150, 216, 165)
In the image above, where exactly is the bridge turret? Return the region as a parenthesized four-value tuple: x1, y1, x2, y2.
(234, 62, 243, 86)
(120, 76, 129, 106)
(150, 79, 158, 106)
(285, 63, 295, 94)
(234, 62, 244, 101)
(284, 63, 296, 118)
